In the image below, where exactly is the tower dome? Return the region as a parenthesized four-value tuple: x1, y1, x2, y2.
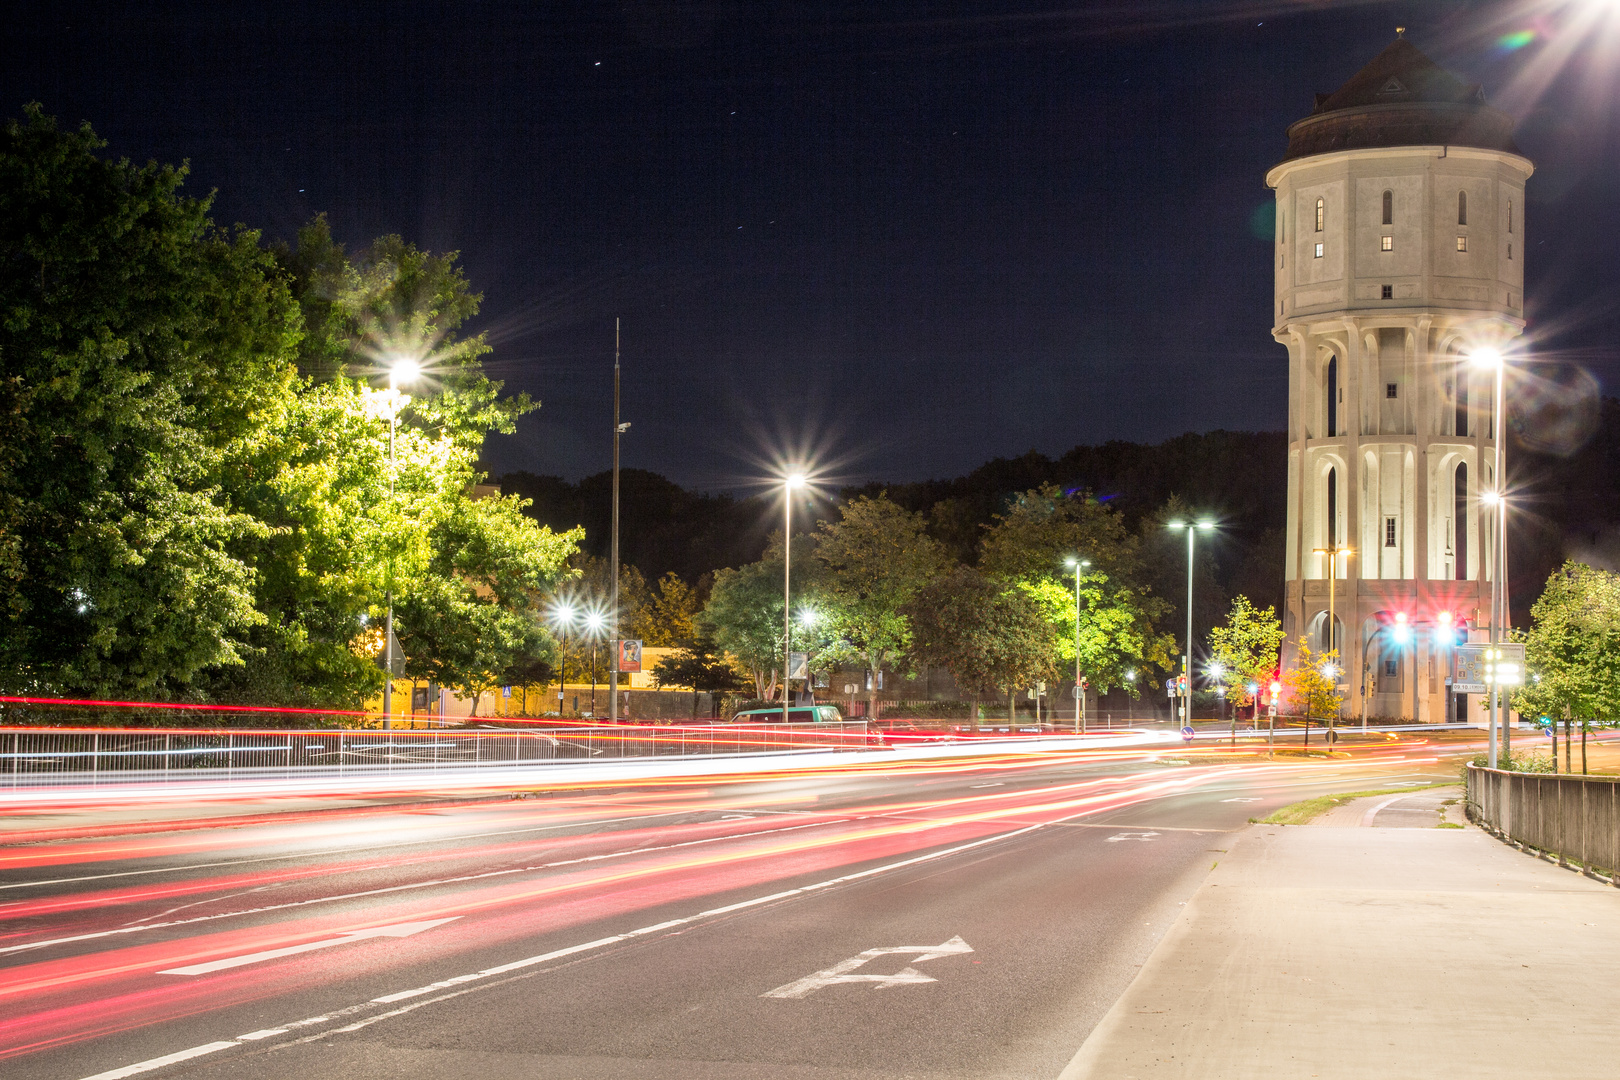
(1267, 36, 1532, 726)
(1281, 39, 1520, 162)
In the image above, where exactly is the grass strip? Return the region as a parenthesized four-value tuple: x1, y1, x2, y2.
(1258, 783, 1454, 826)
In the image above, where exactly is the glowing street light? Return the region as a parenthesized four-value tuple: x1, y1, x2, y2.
(1166, 520, 1215, 727)
(1065, 556, 1091, 733)
(783, 471, 807, 725)
(1473, 346, 1510, 766)
(380, 355, 421, 730)
(550, 602, 578, 715)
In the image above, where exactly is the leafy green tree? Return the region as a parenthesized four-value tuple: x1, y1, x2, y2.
(652, 633, 748, 718)
(0, 105, 302, 696)
(813, 495, 948, 716)
(1511, 562, 1620, 765)
(1207, 596, 1287, 716)
(1281, 639, 1343, 723)
(631, 571, 702, 647)
(978, 484, 1142, 585)
(702, 537, 790, 700)
(1016, 575, 1174, 698)
(905, 567, 1059, 725)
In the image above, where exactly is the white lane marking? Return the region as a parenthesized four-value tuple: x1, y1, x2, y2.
(970, 783, 1004, 788)
(1360, 794, 1411, 828)
(159, 918, 461, 975)
(0, 810, 695, 892)
(2, 818, 839, 956)
(762, 936, 974, 998)
(1104, 831, 1160, 842)
(76, 1041, 240, 1079)
(1220, 798, 1262, 803)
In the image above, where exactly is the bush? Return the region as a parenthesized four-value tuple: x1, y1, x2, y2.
(1460, 749, 1554, 782)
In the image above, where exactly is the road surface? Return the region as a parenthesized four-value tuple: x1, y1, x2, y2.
(1, 741, 1458, 1080)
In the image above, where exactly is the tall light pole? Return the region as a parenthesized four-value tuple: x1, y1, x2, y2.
(586, 611, 606, 716)
(1473, 347, 1507, 766)
(382, 356, 420, 730)
(551, 603, 575, 716)
(610, 319, 628, 723)
(1166, 520, 1214, 727)
(783, 473, 805, 725)
(1065, 557, 1090, 733)
(1312, 544, 1353, 724)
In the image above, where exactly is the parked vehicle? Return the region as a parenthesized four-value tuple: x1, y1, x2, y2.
(728, 705, 845, 724)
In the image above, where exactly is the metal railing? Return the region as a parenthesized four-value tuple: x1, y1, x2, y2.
(1467, 765, 1620, 882)
(0, 722, 877, 789)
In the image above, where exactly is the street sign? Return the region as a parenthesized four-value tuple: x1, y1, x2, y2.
(617, 639, 644, 673)
(1180, 725, 1195, 741)
(1454, 643, 1524, 693)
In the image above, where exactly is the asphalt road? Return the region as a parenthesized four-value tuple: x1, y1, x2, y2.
(0, 742, 1462, 1080)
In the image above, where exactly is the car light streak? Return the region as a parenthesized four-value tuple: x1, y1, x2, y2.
(0, 764, 1244, 1059)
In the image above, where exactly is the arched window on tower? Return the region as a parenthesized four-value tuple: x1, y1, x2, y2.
(1454, 361, 1468, 438)
(1454, 462, 1469, 580)
(1382, 190, 1392, 225)
(1326, 467, 1338, 549)
(1326, 356, 1338, 437)
(1315, 197, 1324, 232)
(1458, 190, 1467, 226)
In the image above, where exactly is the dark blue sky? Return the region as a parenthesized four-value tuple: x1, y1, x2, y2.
(5, 2, 1616, 491)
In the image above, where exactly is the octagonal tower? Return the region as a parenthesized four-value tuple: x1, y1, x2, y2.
(1268, 36, 1532, 723)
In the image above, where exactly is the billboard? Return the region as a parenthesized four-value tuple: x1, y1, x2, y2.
(617, 639, 643, 673)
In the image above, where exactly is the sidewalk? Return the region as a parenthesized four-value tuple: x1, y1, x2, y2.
(1060, 794, 1620, 1079)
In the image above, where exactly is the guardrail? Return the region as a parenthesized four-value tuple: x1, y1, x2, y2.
(0, 722, 877, 788)
(1466, 765, 1620, 884)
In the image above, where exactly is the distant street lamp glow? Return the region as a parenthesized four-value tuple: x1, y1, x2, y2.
(1166, 518, 1215, 726)
(390, 355, 423, 385)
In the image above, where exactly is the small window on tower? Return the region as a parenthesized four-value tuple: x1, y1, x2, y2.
(1314, 243, 1324, 258)
(1315, 198, 1324, 231)
(1385, 517, 1398, 547)
(1507, 243, 1513, 260)
(1381, 284, 1393, 299)
(1381, 235, 1393, 251)
(1382, 190, 1393, 225)
(1456, 236, 1468, 252)
(1386, 383, 1398, 398)
(1384, 658, 1398, 678)
(1507, 199, 1514, 234)
(1458, 191, 1468, 226)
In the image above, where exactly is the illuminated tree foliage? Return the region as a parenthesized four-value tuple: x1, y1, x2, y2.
(1511, 562, 1620, 737)
(812, 495, 948, 716)
(1281, 639, 1343, 722)
(0, 108, 577, 709)
(1207, 596, 1287, 712)
(905, 566, 1058, 724)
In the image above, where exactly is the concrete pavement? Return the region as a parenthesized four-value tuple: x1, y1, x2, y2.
(1061, 796, 1620, 1079)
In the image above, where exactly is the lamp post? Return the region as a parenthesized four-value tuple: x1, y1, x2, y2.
(1311, 544, 1353, 725)
(1473, 347, 1508, 766)
(585, 611, 606, 716)
(1166, 520, 1214, 727)
(551, 603, 575, 716)
(1436, 610, 1455, 723)
(382, 356, 420, 730)
(1065, 557, 1090, 733)
(783, 473, 806, 725)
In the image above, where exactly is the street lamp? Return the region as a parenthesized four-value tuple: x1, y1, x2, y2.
(1065, 556, 1091, 733)
(584, 610, 606, 716)
(783, 472, 806, 726)
(1166, 519, 1215, 728)
(1473, 347, 1509, 766)
(381, 356, 420, 730)
(550, 603, 576, 716)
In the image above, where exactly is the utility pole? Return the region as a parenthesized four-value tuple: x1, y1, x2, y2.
(610, 319, 622, 723)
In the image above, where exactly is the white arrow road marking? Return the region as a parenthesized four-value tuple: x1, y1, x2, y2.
(158, 918, 460, 976)
(762, 936, 973, 999)
(1104, 831, 1160, 842)
(1220, 797, 1262, 803)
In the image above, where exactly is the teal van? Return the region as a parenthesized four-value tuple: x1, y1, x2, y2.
(728, 705, 844, 724)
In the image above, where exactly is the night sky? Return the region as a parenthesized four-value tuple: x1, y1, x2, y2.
(5, 2, 1616, 493)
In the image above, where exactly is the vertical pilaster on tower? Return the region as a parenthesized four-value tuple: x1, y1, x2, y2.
(1267, 37, 1532, 725)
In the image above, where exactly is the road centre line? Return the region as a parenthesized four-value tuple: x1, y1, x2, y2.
(0, 818, 842, 957)
(76, 805, 1110, 1080)
(0, 809, 703, 892)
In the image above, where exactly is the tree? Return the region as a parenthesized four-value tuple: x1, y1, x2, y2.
(1281, 639, 1343, 724)
(0, 106, 301, 696)
(813, 495, 948, 716)
(905, 567, 1059, 725)
(1511, 562, 1620, 770)
(702, 537, 793, 700)
(1207, 596, 1287, 716)
(1014, 575, 1174, 698)
(632, 572, 702, 646)
(651, 633, 748, 718)
(978, 484, 1142, 585)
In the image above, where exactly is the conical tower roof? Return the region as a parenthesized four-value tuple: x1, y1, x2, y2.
(1281, 37, 1520, 162)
